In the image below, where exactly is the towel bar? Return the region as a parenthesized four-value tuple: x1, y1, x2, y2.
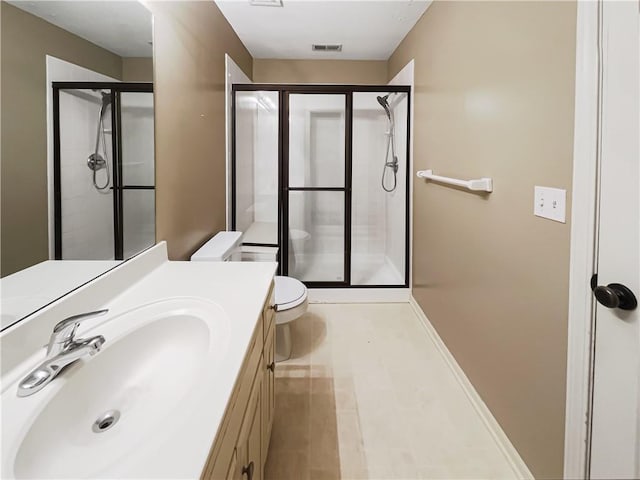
(416, 170, 493, 192)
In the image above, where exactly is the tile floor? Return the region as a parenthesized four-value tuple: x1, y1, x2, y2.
(264, 303, 519, 480)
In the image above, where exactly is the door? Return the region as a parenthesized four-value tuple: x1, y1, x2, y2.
(54, 86, 115, 260)
(589, 2, 640, 478)
(232, 89, 280, 247)
(236, 363, 263, 480)
(119, 91, 156, 259)
(226, 449, 240, 480)
(284, 92, 350, 285)
(262, 321, 275, 466)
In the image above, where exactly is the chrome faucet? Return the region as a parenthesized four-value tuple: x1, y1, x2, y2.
(17, 310, 108, 397)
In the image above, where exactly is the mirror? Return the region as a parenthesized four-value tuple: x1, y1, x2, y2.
(0, 0, 154, 329)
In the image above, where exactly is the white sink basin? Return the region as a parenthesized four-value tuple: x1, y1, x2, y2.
(2, 298, 230, 479)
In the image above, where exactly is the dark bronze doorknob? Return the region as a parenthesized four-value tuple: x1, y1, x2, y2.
(593, 283, 637, 310)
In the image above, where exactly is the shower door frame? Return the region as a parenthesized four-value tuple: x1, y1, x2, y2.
(283, 89, 352, 287)
(52, 82, 154, 261)
(231, 84, 412, 289)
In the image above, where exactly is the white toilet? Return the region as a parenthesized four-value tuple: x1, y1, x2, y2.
(190, 231, 308, 361)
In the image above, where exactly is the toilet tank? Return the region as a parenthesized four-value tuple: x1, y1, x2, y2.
(190, 231, 243, 262)
(233, 245, 279, 262)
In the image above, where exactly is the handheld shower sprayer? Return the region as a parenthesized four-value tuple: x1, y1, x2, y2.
(377, 94, 392, 120)
(87, 90, 112, 191)
(377, 93, 398, 192)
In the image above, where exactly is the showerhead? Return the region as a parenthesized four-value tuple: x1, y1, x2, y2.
(100, 91, 112, 107)
(92, 89, 112, 108)
(377, 94, 391, 119)
(376, 94, 389, 105)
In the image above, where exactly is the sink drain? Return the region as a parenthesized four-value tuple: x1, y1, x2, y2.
(92, 410, 120, 433)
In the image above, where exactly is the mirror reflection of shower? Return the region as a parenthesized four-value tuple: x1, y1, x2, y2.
(377, 92, 398, 192)
(87, 90, 112, 191)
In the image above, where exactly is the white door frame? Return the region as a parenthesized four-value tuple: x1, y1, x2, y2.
(564, 1, 601, 478)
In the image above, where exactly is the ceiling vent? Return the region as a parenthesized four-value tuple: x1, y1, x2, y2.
(312, 44, 343, 52)
(249, 0, 283, 6)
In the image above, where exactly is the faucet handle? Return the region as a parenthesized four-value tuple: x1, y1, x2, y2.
(48, 309, 109, 355)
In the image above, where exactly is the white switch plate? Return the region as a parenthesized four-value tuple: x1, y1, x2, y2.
(534, 186, 566, 223)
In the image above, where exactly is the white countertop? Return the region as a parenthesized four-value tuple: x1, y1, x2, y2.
(0, 244, 277, 478)
(97, 261, 277, 478)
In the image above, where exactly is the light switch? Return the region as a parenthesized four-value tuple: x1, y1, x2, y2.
(534, 186, 566, 223)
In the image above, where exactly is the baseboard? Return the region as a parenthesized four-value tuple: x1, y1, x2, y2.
(409, 296, 534, 480)
(308, 288, 410, 303)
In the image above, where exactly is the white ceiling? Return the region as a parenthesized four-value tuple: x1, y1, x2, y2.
(215, 0, 432, 60)
(8, 1, 153, 58)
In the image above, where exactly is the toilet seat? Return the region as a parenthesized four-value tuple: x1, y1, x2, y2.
(274, 276, 307, 311)
(274, 276, 308, 326)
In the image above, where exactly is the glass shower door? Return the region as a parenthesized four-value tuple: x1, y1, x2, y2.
(120, 91, 155, 259)
(57, 87, 115, 260)
(53, 82, 154, 261)
(233, 90, 280, 246)
(285, 93, 348, 284)
(351, 91, 408, 286)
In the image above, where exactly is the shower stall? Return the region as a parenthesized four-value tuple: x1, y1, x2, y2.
(232, 85, 410, 288)
(52, 82, 155, 261)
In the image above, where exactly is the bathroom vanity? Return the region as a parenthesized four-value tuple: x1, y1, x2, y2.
(201, 281, 276, 480)
(0, 243, 277, 479)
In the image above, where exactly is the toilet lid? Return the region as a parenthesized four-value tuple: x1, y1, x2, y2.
(274, 276, 307, 310)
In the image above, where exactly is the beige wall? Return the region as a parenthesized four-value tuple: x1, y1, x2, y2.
(148, 1, 252, 260)
(389, 2, 576, 478)
(122, 57, 154, 82)
(253, 59, 387, 84)
(0, 2, 123, 277)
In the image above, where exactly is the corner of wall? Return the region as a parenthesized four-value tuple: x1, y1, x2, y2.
(149, 0, 253, 260)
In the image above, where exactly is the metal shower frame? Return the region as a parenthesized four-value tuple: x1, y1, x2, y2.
(231, 84, 411, 289)
(52, 81, 154, 260)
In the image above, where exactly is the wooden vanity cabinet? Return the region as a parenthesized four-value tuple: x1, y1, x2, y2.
(230, 362, 263, 480)
(201, 283, 276, 480)
(262, 320, 275, 464)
